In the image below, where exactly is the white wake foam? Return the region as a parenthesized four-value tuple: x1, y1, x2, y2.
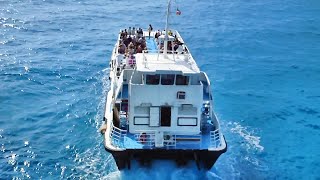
(229, 122, 264, 152)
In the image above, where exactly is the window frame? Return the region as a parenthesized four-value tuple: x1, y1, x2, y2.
(177, 91, 186, 99)
(145, 74, 160, 85)
(175, 75, 189, 85)
(160, 74, 175, 85)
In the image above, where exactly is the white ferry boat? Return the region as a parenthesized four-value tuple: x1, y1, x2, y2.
(100, 1, 227, 170)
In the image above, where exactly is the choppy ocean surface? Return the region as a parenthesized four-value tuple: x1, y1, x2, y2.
(1, 0, 320, 179)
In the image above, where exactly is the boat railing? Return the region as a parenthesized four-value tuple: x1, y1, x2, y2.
(143, 49, 197, 72)
(142, 49, 193, 68)
(131, 131, 210, 149)
(134, 130, 156, 148)
(113, 71, 124, 100)
(142, 49, 188, 55)
(110, 122, 127, 148)
(209, 129, 221, 149)
(176, 134, 202, 149)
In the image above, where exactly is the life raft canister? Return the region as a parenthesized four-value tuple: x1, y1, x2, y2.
(139, 132, 147, 144)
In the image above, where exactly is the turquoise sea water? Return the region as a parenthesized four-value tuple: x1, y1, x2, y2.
(1, 0, 320, 179)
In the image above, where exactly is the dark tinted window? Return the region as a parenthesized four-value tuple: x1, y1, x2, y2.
(176, 75, 189, 85)
(161, 74, 175, 85)
(146, 74, 160, 85)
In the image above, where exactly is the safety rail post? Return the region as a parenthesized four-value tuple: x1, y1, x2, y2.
(143, 51, 148, 68)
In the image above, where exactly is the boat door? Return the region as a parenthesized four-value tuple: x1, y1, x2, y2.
(149, 107, 160, 127)
(160, 106, 171, 126)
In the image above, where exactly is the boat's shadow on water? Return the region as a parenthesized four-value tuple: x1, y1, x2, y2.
(105, 160, 222, 180)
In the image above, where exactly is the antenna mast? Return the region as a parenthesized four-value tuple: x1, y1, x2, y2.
(164, 0, 171, 54)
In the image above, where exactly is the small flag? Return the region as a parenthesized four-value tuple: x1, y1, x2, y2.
(176, 8, 181, 15)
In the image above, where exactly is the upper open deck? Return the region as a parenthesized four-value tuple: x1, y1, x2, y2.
(114, 28, 200, 74)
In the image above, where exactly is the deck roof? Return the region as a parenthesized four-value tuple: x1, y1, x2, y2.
(135, 52, 200, 74)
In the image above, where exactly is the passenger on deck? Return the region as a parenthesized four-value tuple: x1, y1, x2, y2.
(128, 27, 131, 36)
(158, 42, 164, 52)
(118, 42, 126, 54)
(132, 27, 135, 36)
(174, 35, 178, 42)
(148, 24, 153, 39)
(137, 37, 143, 45)
(168, 41, 173, 52)
(136, 45, 143, 53)
(120, 30, 125, 39)
(124, 29, 128, 37)
(123, 36, 130, 47)
(168, 30, 173, 36)
(173, 42, 179, 51)
(127, 54, 136, 67)
(137, 28, 143, 38)
(127, 36, 132, 44)
(128, 42, 135, 54)
(174, 36, 184, 46)
(141, 37, 146, 49)
(155, 30, 160, 39)
(132, 35, 137, 46)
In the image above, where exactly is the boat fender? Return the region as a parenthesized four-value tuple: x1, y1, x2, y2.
(139, 132, 147, 144)
(99, 124, 108, 134)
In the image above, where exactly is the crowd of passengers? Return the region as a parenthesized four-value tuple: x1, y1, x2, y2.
(118, 27, 147, 55)
(118, 27, 185, 55)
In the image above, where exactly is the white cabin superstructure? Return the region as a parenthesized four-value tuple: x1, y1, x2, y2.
(102, 28, 227, 169)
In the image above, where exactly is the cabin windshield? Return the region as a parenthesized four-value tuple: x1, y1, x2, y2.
(145, 74, 190, 85)
(176, 75, 189, 85)
(161, 74, 175, 85)
(146, 74, 160, 85)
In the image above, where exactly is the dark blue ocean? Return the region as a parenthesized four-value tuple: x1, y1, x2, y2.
(1, 0, 320, 179)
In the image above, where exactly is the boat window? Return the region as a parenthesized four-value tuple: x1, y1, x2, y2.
(146, 74, 160, 85)
(134, 106, 150, 114)
(178, 105, 197, 115)
(121, 102, 128, 112)
(176, 75, 189, 85)
(177, 91, 186, 99)
(161, 74, 175, 85)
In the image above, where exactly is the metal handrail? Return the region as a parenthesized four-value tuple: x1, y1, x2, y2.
(110, 122, 127, 148)
(134, 132, 178, 148)
(134, 131, 156, 148)
(113, 71, 124, 100)
(142, 49, 189, 54)
(209, 129, 221, 148)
